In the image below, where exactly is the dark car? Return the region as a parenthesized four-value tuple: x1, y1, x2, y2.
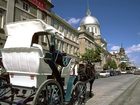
(116, 70, 121, 75)
(109, 70, 116, 76)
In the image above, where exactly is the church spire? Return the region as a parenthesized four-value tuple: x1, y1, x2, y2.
(86, 0, 91, 16)
(121, 43, 123, 48)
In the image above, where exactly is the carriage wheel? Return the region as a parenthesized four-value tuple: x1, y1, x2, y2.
(71, 81, 87, 105)
(32, 79, 63, 105)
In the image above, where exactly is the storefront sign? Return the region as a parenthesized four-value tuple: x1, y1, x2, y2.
(28, 0, 46, 11)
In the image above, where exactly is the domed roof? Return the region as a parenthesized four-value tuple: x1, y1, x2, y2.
(80, 15, 99, 26)
(80, 9, 100, 26)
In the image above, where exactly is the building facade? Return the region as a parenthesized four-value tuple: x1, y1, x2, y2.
(78, 8, 108, 70)
(51, 13, 79, 59)
(0, 0, 118, 71)
(0, 0, 79, 61)
(111, 46, 130, 68)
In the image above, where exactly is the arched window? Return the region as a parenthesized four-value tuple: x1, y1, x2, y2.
(95, 27, 97, 33)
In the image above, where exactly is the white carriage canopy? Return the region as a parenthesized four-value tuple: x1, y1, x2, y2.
(1, 19, 66, 88)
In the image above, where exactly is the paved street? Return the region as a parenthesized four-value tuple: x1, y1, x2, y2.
(1, 74, 140, 105)
(86, 74, 140, 105)
(110, 75, 140, 105)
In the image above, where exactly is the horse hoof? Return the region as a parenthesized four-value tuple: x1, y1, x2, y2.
(89, 93, 94, 98)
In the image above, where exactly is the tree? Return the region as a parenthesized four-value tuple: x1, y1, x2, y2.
(103, 63, 108, 70)
(94, 47, 102, 62)
(118, 62, 127, 70)
(109, 60, 117, 69)
(103, 59, 117, 70)
(81, 48, 102, 63)
(81, 48, 95, 62)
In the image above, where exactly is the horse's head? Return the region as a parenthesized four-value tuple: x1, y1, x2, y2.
(79, 63, 86, 70)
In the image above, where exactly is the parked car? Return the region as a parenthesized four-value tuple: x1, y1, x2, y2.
(126, 69, 134, 74)
(121, 71, 127, 74)
(115, 70, 121, 75)
(134, 70, 140, 75)
(99, 70, 110, 77)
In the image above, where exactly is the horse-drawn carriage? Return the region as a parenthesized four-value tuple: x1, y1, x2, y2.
(0, 19, 89, 105)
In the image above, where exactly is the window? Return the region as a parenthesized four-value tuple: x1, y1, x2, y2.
(42, 12, 46, 21)
(67, 44, 69, 54)
(64, 43, 68, 53)
(94, 27, 97, 33)
(89, 27, 92, 33)
(71, 46, 74, 54)
(53, 20, 59, 29)
(76, 37, 79, 43)
(68, 31, 71, 38)
(23, 1, 30, 12)
(69, 45, 72, 54)
(59, 25, 62, 32)
(71, 33, 73, 40)
(57, 40, 61, 50)
(65, 29, 68, 37)
(74, 48, 76, 54)
(63, 43, 66, 52)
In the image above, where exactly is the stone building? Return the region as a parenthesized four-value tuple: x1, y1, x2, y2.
(0, 0, 110, 69)
(111, 45, 130, 68)
(0, 0, 79, 61)
(78, 8, 108, 70)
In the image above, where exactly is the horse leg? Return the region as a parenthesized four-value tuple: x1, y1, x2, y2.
(89, 79, 94, 97)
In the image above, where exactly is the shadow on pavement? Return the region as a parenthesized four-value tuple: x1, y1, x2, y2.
(85, 91, 95, 104)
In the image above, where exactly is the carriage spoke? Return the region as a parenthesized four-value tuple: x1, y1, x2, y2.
(71, 81, 87, 105)
(32, 79, 63, 105)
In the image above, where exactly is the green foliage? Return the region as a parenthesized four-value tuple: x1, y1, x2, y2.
(118, 62, 127, 70)
(103, 59, 117, 70)
(103, 63, 108, 70)
(81, 48, 102, 63)
(109, 60, 117, 69)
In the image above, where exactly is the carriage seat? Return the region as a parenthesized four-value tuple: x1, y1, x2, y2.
(1, 47, 52, 88)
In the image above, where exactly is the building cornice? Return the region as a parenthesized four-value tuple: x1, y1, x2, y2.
(44, 0, 54, 8)
(78, 30, 94, 41)
(50, 12, 78, 33)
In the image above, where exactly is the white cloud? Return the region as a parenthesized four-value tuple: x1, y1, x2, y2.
(126, 44, 140, 54)
(110, 45, 120, 51)
(109, 44, 140, 68)
(127, 53, 140, 68)
(67, 17, 81, 25)
(126, 44, 140, 67)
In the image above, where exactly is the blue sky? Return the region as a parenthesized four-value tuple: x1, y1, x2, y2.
(52, 0, 140, 68)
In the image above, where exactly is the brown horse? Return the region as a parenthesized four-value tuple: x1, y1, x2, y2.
(78, 62, 96, 97)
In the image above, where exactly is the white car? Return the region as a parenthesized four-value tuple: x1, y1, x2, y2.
(99, 70, 110, 77)
(121, 71, 127, 74)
